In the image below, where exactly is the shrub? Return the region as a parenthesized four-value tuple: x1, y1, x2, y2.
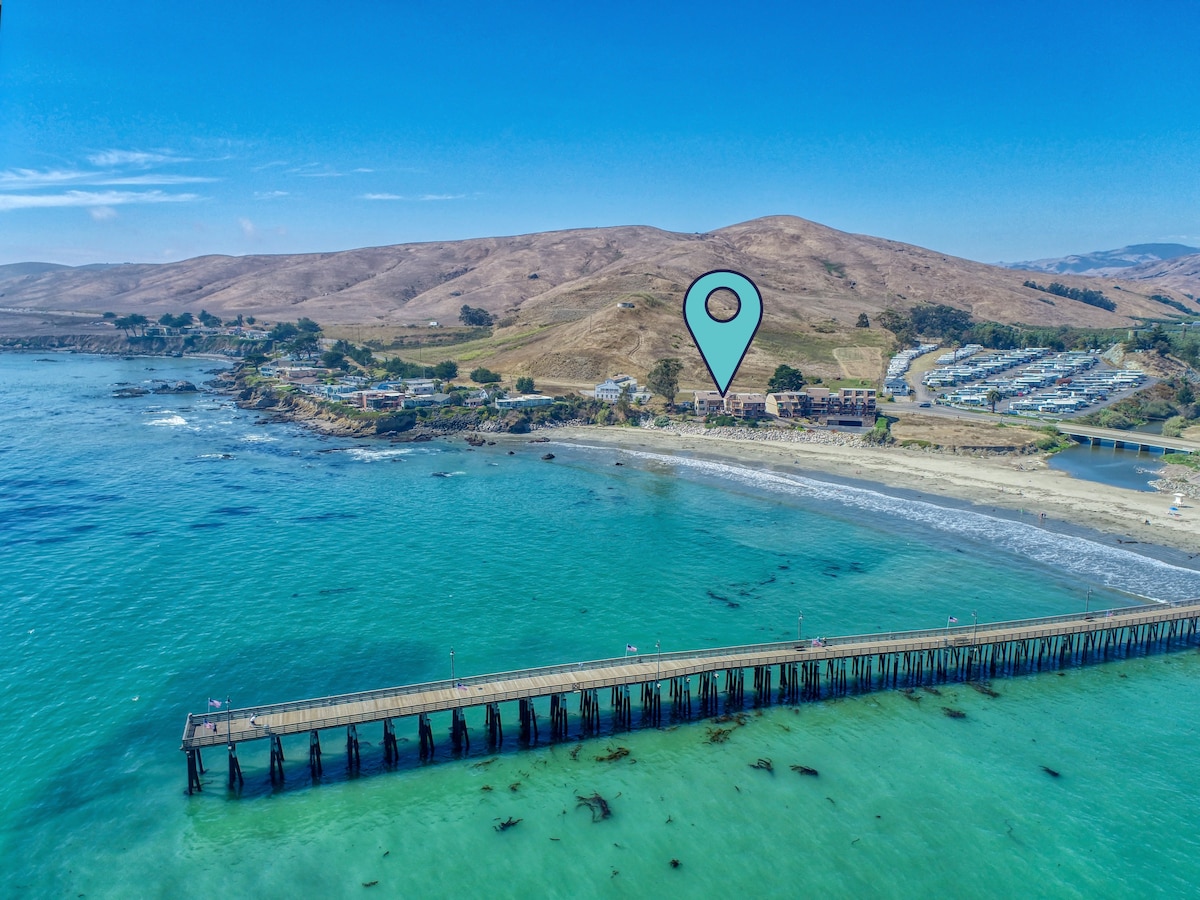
(470, 367, 502, 383)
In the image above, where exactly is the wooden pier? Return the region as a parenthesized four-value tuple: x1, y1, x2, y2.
(182, 598, 1200, 793)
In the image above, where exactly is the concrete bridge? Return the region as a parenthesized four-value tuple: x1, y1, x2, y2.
(1057, 423, 1198, 455)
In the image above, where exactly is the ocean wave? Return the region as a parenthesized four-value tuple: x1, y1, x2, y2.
(599, 447, 1200, 603)
(241, 433, 277, 443)
(145, 415, 187, 427)
(335, 447, 419, 462)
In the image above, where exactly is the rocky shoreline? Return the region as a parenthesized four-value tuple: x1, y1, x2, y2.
(1, 332, 261, 357)
(213, 368, 1200, 500)
(215, 367, 583, 442)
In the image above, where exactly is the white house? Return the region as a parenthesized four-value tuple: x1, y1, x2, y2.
(595, 375, 638, 403)
(496, 394, 555, 409)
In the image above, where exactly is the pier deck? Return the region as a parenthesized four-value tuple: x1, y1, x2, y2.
(182, 598, 1200, 755)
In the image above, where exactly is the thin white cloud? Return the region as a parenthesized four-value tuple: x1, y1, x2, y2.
(254, 190, 289, 200)
(0, 168, 90, 188)
(0, 168, 216, 188)
(239, 217, 257, 238)
(0, 190, 200, 211)
(360, 192, 466, 202)
(97, 174, 218, 185)
(353, 168, 375, 173)
(89, 206, 118, 221)
(88, 150, 190, 167)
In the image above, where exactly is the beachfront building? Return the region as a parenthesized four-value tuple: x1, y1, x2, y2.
(765, 391, 807, 418)
(495, 394, 555, 410)
(726, 393, 767, 418)
(691, 390, 768, 419)
(349, 389, 404, 410)
(595, 375, 634, 402)
(764, 388, 877, 426)
(692, 391, 726, 415)
(461, 389, 490, 408)
(402, 393, 455, 409)
(594, 375, 652, 404)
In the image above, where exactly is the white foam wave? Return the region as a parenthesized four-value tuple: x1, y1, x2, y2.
(603, 447, 1200, 603)
(241, 433, 277, 443)
(145, 415, 187, 427)
(336, 447, 417, 462)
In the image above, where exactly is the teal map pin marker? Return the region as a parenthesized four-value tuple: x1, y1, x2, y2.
(683, 270, 763, 397)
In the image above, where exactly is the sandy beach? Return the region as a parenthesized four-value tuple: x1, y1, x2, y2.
(538, 424, 1198, 557)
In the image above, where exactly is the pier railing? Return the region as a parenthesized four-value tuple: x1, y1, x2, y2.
(185, 597, 1200, 725)
(181, 595, 1200, 792)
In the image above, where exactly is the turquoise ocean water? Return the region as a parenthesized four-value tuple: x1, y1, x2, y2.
(2, 352, 1199, 898)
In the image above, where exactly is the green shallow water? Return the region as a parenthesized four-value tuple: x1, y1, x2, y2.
(2, 353, 1199, 898)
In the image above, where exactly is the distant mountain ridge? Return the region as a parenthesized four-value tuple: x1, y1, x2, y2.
(0, 216, 1192, 388)
(1003, 243, 1200, 276)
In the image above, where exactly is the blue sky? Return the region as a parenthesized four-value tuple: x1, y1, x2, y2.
(1, 1, 1197, 266)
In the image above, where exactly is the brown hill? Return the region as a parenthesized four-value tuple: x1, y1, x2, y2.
(1109, 252, 1200, 299)
(0, 216, 1183, 390)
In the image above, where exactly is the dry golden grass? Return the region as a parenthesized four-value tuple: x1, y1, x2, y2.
(890, 415, 1045, 451)
(2, 215, 1188, 385)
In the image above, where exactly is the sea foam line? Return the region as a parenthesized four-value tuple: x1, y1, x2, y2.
(577, 445, 1200, 603)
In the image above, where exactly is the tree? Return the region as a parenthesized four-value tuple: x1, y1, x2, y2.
(290, 332, 320, 359)
(855, 313, 870, 328)
(470, 366, 502, 383)
(985, 388, 1002, 414)
(158, 312, 195, 329)
(269, 322, 299, 343)
(385, 356, 423, 378)
(116, 313, 149, 336)
(198, 309, 222, 328)
(615, 382, 633, 420)
(459, 305, 494, 327)
(433, 360, 458, 380)
(296, 317, 322, 334)
(321, 350, 349, 370)
(332, 339, 374, 367)
(515, 376, 535, 394)
(767, 364, 806, 393)
(647, 358, 683, 410)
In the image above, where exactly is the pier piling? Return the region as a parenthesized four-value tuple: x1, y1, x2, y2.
(181, 600, 1200, 793)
